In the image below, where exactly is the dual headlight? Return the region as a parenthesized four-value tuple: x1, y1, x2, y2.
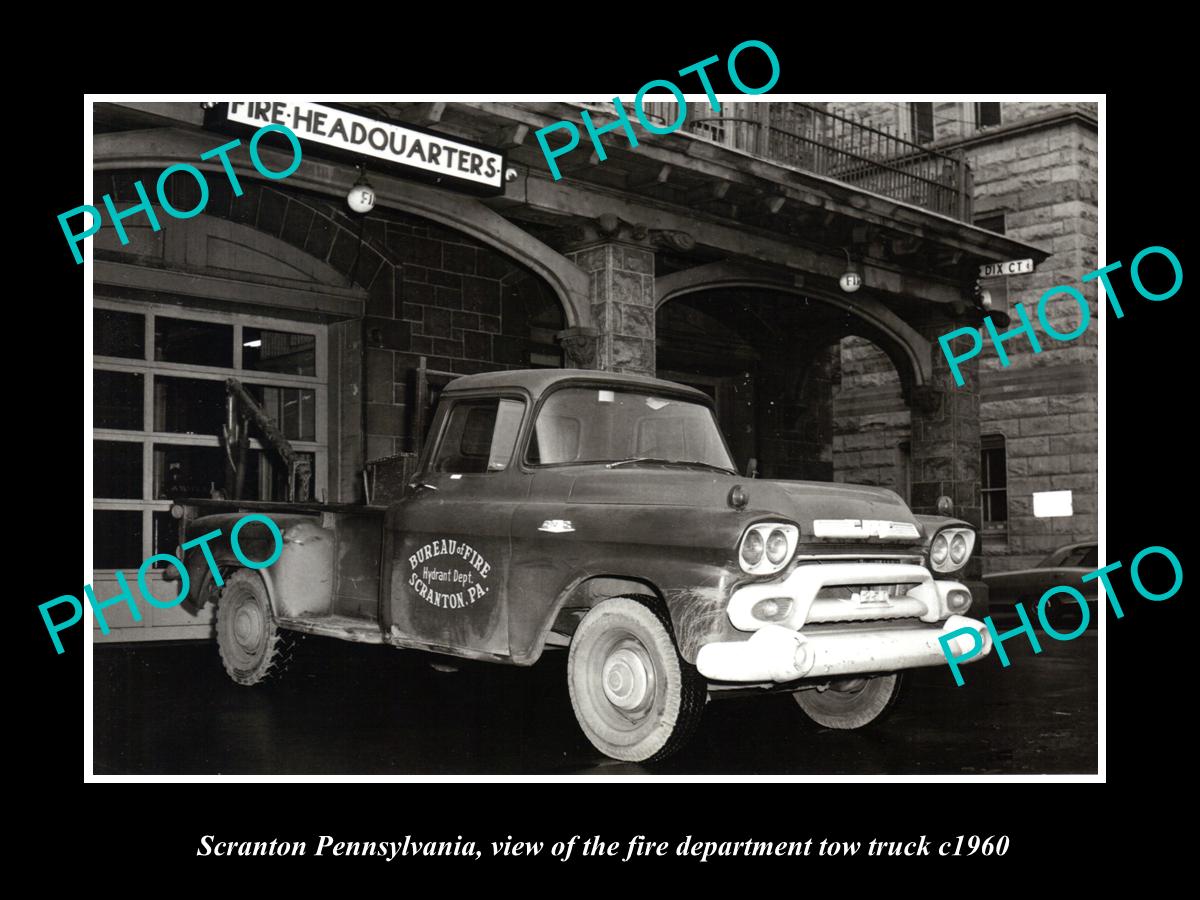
(930, 527, 975, 574)
(738, 522, 799, 575)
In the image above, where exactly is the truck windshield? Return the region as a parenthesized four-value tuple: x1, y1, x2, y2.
(527, 386, 735, 471)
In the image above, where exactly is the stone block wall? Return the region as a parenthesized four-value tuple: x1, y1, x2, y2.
(361, 211, 566, 472)
(832, 337, 912, 494)
(969, 115, 1099, 571)
(566, 243, 657, 376)
(830, 105, 1099, 571)
(843, 101, 1098, 145)
(910, 315, 983, 539)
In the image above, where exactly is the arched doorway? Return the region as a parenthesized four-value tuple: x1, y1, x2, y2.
(90, 162, 572, 642)
(93, 128, 592, 328)
(656, 283, 924, 485)
(93, 165, 573, 481)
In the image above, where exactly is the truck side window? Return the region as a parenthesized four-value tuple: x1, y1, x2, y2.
(431, 399, 524, 474)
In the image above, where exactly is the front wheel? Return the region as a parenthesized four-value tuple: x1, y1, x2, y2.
(792, 673, 902, 729)
(568, 596, 707, 763)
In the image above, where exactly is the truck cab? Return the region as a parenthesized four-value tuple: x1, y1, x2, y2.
(175, 368, 992, 763)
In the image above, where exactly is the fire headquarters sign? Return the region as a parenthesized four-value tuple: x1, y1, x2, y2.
(216, 101, 506, 193)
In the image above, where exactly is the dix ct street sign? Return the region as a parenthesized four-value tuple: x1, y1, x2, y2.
(979, 258, 1035, 278)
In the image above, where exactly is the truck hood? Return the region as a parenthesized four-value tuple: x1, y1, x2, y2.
(770, 479, 915, 524)
(565, 468, 922, 542)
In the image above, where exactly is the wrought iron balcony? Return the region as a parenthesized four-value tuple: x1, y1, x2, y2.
(636, 101, 974, 222)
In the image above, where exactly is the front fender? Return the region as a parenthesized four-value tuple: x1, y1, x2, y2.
(521, 551, 745, 666)
(913, 513, 979, 582)
(913, 513, 974, 540)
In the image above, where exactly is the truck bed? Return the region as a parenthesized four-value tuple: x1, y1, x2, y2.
(177, 496, 389, 629)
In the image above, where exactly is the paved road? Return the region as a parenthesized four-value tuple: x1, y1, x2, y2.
(93, 629, 1097, 775)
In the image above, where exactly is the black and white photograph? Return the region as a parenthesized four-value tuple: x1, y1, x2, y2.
(77, 94, 1109, 777)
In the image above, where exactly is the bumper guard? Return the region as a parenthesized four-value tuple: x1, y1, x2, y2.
(695, 562, 993, 683)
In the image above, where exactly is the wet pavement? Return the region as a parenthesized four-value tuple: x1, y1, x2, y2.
(93, 627, 1097, 775)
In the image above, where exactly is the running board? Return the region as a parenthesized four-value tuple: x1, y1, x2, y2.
(276, 615, 384, 644)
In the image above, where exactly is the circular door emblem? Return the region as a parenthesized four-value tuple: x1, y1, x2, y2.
(407, 538, 492, 609)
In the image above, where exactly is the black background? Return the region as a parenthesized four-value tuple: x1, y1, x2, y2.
(21, 27, 1188, 886)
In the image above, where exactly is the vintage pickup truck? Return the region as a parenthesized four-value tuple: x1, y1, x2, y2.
(171, 368, 993, 763)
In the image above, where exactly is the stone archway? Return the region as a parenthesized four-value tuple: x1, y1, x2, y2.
(656, 261, 933, 406)
(655, 261, 944, 483)
(656, 261, 982, 532)
(92, 146, 583, 501)
(93, 127, 592, 329)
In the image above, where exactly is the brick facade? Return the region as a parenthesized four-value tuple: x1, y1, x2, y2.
(362, 209, 562, 466)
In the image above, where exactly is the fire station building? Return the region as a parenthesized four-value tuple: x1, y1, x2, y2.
(91, 99, 1060, 641)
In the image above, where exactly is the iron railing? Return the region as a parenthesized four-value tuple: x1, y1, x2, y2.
(633, 101, 973, 221)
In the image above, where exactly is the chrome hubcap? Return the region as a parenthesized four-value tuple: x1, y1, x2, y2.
(233, 603, 262, 651)
(601, 642, 654, 713)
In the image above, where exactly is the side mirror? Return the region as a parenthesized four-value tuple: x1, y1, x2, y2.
(746, 457, 759, 479)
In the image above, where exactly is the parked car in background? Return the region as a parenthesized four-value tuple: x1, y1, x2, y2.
(983, 541, 1098, 630)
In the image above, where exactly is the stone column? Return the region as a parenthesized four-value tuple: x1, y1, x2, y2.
(909, 314, 983, 540)
(562, 242, 656, 375)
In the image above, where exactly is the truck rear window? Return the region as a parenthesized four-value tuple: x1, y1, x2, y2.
(431, 399, 524, 473)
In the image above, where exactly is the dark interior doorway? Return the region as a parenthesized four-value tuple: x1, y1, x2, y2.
(657, 369, 755, 476)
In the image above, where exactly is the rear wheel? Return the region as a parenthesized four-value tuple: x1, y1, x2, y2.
(793, 673, 902, 729)
(568, 596, 707, 763)
(216, 569, 298, 685)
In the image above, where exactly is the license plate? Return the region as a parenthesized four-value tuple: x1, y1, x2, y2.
(853, 589, 892, 606)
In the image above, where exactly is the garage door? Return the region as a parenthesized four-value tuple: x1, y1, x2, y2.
(91, 300, 328, 642)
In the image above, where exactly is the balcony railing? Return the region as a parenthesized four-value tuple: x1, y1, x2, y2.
(635, 101, 973, 221)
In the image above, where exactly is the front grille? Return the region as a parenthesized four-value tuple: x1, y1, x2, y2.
(774, 555, 933, 626)
(794, 553, 924, 567)
(806, 577, 928, 625)
(815, 583, 922, 601)
(784, 554, 924, 580)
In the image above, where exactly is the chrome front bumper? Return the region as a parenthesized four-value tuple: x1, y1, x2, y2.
(694, 561, 993, 683)
(696, 617, 993, 682)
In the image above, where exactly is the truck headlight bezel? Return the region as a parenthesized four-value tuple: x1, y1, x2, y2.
(930, 527, 975, 574)
(737, 522, 799, 575)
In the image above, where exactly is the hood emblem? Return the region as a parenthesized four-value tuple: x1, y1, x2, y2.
(813, 519, 920, 539)
(539, 519, 575, 534)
